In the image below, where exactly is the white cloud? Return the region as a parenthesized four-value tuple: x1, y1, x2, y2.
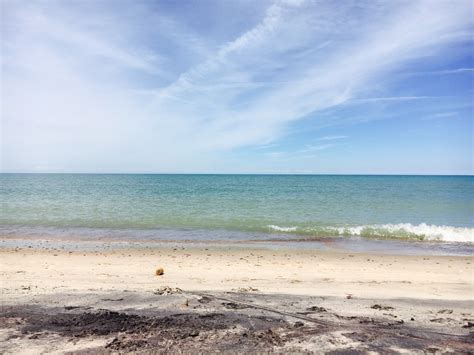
(421, 112, 459, 120)
(315, 136, 347, 141)
(263, 143, 337, 161)
(349, 96, 435, 104)
(409, 68, 474, 76)
(1, 0, 473, 172)
(299, 144, 335, 153)
(436, 68, 474, 74)
(148, 0, 473, 151)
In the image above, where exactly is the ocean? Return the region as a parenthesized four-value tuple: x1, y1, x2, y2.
(1, 174, 472, 245)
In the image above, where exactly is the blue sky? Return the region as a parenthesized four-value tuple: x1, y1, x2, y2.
(1, 0, 473, 174)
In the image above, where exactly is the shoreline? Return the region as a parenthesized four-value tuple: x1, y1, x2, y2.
(1, 221, 473, 245)
(1, 231, 473, 257)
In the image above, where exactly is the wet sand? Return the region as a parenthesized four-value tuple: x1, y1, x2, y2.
(1, 245, 473, 353)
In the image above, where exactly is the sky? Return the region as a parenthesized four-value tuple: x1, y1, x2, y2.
(1, 0, 473, 174)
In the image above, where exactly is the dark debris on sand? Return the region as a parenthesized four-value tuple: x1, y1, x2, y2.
(2, 307, 290, 353)
(1, 301, 473, 353)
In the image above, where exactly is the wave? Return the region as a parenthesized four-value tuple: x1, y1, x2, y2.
(267, 225, 298, 232)
(1, 222, 471, 244)
(267, 223, 473, 243)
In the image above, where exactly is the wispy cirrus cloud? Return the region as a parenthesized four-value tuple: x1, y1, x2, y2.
(315, 136, 347, 141)
(408, 68, 474, 76)
(435, 68, 474, 74)
(349, 96, 436, 104)
(298, 144, 336, 153)
(421, 112, 460, 120)
(147, 0, 473, 152)
(263, 142, 338, 161)
(1, 0, 473, 173)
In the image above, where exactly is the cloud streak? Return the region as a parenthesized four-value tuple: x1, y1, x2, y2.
(148, 0, 473, 151)
(1, 0, 473, 172)
(316, 136, 348, 141)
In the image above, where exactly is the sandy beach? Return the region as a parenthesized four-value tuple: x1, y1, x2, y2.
(3, 0, 474, 351)
(1, 243, 473, 353)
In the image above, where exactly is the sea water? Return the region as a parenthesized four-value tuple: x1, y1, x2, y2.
(1, 174, 472, 243)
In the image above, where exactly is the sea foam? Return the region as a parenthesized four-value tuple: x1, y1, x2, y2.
(267, 225, 298, 232)
(268, 223, 473, 242)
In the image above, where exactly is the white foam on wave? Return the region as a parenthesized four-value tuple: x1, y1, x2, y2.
(267, 225, 298, 232)
(267, 223, 473, 242)
(338, 223, 473, 243)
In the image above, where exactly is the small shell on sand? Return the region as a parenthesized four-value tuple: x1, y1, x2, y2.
(155, 267, 164, 276)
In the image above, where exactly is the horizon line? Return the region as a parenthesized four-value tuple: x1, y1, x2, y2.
(1, 172, 472, 177)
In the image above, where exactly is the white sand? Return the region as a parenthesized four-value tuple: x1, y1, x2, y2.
(2, 246, 472, 301)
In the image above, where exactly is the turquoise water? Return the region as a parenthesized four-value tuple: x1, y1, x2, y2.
(1, 174, 473, 242)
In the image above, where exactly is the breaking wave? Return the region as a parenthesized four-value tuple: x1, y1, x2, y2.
(267, 223, 473, 243)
